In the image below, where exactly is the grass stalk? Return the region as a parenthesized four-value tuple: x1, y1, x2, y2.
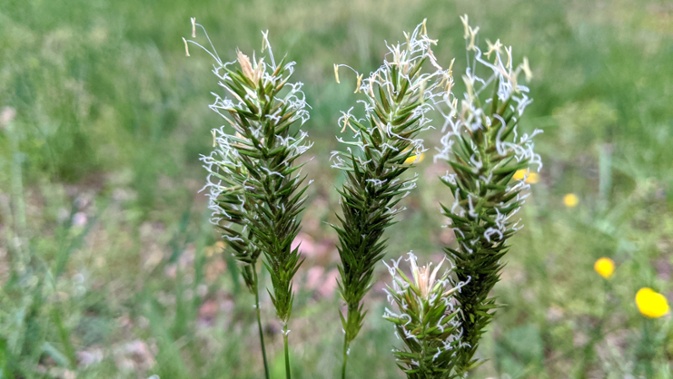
(638, 320, 654, 378)
(7, 117, 27, 276)
(340, 333, 349, 379)
(252, 270, 270, 379)
(576, 279, 611, 377)
(283, 323, 292, 379)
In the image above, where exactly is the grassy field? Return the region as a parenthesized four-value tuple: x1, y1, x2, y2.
(1, 0, 672, 377)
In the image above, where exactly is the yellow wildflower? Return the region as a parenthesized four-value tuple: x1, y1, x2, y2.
(563, 193, 579, 208)
(403, 152, 425, 165)
(593, 257, 615, 279)
(513, 169, 539, 184)
(635, 287, 670, 318)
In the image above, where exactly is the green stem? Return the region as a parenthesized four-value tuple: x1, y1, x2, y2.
(576, 279, 611, 378)
(7, 120, 28, 275)
(283, 323, 292, 379)
(252, 270, 270, 379)
(341, 333, 350, 379)
(639, 320, 654, 378)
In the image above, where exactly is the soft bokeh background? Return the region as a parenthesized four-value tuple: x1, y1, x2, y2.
(1, 0, 672, 377)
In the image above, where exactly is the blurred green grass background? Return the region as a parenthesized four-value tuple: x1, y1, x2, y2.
(1, 0, 672, 377)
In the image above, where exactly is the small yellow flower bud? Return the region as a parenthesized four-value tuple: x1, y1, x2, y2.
(635, 288, 670, 318)
(593, 257, 615, 279)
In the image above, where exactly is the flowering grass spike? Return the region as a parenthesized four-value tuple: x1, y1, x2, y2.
(435, 15, 541, 374)
(331, 20, 449, 378)
(187, 20, 311, 379)
(383, 253, 463, 378)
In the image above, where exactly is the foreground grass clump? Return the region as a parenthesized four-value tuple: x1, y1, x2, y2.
(192, 15, 544, 379)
